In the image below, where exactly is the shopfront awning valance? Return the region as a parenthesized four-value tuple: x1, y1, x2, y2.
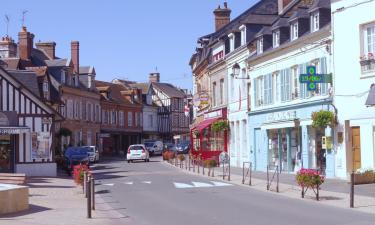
(366, 84, 375, 106)
(193, 118, 221, 131)
(0, 127, 30, 134)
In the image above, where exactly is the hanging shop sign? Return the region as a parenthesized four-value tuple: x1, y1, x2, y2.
(299, 66, 332, 91)
(266, 110, 297, 123)
(193, 92, 210, 110)
(204, 108, 223, 120)
(322, 136, 333, 149)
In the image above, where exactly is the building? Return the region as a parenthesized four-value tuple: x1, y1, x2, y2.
(247, 0, 335, 176)
(332, 0, 375, 177)
(95, 80, 142, 155)
(0, 67, 62, 176)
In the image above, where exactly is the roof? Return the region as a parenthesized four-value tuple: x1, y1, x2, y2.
(7, 70, 41, 97)
(308, 0, 330, 12)
(288, 8, 309, 22)
(130, 83, 150, 94)
(152, 82, 186, 98)
(271, 17, 289, 30)
(0, 58, 20, 70)
(95, 80, 141, 105)
(242, 14, 278, 25)
(45, 59, 69, 67)
(255, 26, 272, 38)
(79, 66, 94, 74)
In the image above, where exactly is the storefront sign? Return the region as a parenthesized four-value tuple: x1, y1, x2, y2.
(32, 132, 50, 160)
(99, 133, 110, 138)
(204, 109, 223, 120)
(193, 92, 210, 110)
(300, 66, 332, 91)
(266, 110, 297, 123)
(0, 127, 29, 134)
(322, 136, 333, 149)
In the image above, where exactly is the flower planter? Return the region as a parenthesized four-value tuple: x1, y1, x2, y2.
(354, 173, 375, 185)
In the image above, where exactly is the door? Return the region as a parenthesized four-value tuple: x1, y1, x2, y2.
(352, 127, 361, 171)
(0, 135, 13, 173)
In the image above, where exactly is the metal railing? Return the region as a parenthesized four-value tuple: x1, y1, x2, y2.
(242, 162, 252, 186)
(266, 165, 279, 193)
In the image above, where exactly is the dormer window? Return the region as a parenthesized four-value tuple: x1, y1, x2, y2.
(228, 33, 235, 52)
(273, 30, 280, 48)
(310, 12, 319, 32)
(257, 37, 264, 54)
(291, 22, 299, 41)
(61, 70, 66, 84)
(239, 25, 246, 46)
(43, 81, 49, 99)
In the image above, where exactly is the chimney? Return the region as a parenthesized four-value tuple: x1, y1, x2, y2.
(278, 0, 293, 15)
(0, 36, 17, 58)
(18, 26, 34, 60)
(71, 41, 79, 75)
(149, 72, 160, 83)
(213, 2, 231, 31)
(36, 41, 56, 59)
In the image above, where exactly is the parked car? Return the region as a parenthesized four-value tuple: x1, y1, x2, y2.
(144, 140, 163, 156)
(163, 143, 177, 153)
(127, 144, 150, 163)
(82, 146, 99, 163)
(176, 141, 190, 154)
(64, 147, 90, 175)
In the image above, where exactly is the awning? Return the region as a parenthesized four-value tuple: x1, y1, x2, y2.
(366, 84, 375, 106)
(0, 127, 30, 134)
(192, 118, 221, 131)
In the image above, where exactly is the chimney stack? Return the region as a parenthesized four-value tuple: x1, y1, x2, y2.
(149, 72, 160, 83)
(71, 41, 80, 75)
(278, 0, 293, 15)
(0, 36, 17, 58)
(36, 41, 56, 59)
(18, 26, 34, 60)
(213, 2, 231, 31)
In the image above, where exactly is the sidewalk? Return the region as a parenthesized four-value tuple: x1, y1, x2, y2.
(167, 161, 375, 214)
(0, 172, 137, 225)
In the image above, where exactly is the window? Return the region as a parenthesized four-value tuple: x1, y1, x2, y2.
(263, 74, 273, 105)
(310, 12, 319, 32)
(74, 101, 80, 119)
(291, 66, 299, 99)
(88, 76, 92, 89)
(257, 37, 264, 54)
(273, 30, 280, 48)
(61, 70, 66, 84)
(254, 77, 264, 107)
(212, 82, 217, 107)
(101, 109, 105, 124)
(273, 72, 280, 103)
(87, 131, 92, 146)
(111, 111, 116, 124)
(43, 81, 49, 99)
(220, 79, 224, 105)
(228, 33, 235, 52)
(95, 105, 100, 122)
(135, 112, 138, 127)
(119, 111, 124, 126)
(291, 22, 299, 41)
(128, 112, 133, 127)
(280, 69, 292, 102)
(247, 82, 251, 111)
(361, 23, 375, 73)
(240, 25, 246, 46)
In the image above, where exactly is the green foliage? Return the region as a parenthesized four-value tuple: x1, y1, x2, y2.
(311, 110, 335, 128)
(57, 127, 72, 137)
(212, 120, 229, 133)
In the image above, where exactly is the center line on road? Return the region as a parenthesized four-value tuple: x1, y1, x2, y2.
(124, 182, 133, 185)
(142, 181, 152, 184)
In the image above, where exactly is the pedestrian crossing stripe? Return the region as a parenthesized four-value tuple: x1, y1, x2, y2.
(142, 181, 152, 184)
(174, 181, 233, 189)
(124, 182, 133, 185)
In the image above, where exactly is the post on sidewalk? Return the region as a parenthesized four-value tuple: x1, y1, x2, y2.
(350, 172, 355, 208)
(197, 157, 200, 174)
(228, 159, 231, 181)
(193, 156, 195, 172)
(87, 178, 92, 218)
(276, 165, 279, 193)
(84, 171, 87, 196)
(267, 165, 269, 190)
(249, 162, 252, 186)
(222, 160, 225, 180)
(242, 162, 245, 184)
(91, 177, 95, 210)
(188, 154, 191, 171)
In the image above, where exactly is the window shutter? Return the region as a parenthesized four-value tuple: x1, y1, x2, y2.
(299, 64, 306, 99)
(320, 57, 328, 95)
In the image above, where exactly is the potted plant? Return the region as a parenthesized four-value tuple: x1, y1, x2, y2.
(204, 159, 217, 176)
(296, 168, 325, 200)
(193, 130, 200, 138)
(212, 120, 230, 133)
(354, 168, 375, 184)
(73, 164, 90, 186)
(312, 110, 336, 129)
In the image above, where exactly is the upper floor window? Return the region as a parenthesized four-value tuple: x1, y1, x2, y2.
(280, 68, 292, 102)
(273, 30, 280, 48)
(291, 22, 299, 41)
(361, 23, 375, 73)
(310, 12, 319, 32)
(219, 79, 224, 105)
(240, 25, 246, 46)
(254, 77, 264, 107)
(263, 74, 273, 105)
(128, 111, 133, 127)
(212, 82, 217, 106)
(61, 70, 66, 84)
(228, 33, 235, 52)
(257, 38, 264, 54)
(212, 50, 224, 63)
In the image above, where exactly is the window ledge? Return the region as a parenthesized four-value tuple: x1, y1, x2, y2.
(361, 71, 375, 79)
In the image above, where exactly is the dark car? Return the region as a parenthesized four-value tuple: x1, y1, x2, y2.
(64, 147, 90, 175)
(176, 142, 191, 154)
(163, 143, 177, 153)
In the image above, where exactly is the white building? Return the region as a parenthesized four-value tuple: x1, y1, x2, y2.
(332, 0, 375, 175)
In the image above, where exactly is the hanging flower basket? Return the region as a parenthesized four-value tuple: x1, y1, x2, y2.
(311, 110, 335, 129)
(296, 168, 325, 200)
(212, 120, 229, 133)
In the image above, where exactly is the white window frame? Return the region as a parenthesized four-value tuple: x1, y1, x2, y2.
(228, 33, 235, 52)
(61, 70, 66, 84)
(128, 111, 133, 127)
(273, 30, 280, 48)
(310, 12, 320, 32)
(257, 37, 264, 54)
(239, 25, 246, 46)
(291, 22, 299, 41)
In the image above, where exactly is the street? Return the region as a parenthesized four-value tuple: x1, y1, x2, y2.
(93, 158, 375, 225)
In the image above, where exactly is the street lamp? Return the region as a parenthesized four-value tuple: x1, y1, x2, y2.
(294, 119, 302, 169)
(232, 63, 240, 78)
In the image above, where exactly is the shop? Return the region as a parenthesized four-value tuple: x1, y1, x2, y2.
(249, 101, 336, 176)
(100, 131, 141, 156)
(190, 108, 228, 160)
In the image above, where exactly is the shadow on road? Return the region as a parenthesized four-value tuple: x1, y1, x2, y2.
(0, 204, 51, 219)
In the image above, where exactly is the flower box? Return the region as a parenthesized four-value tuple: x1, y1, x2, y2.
(354, 172, 375, 185)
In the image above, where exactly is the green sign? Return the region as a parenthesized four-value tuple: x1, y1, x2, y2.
(299, 66, 332, 91)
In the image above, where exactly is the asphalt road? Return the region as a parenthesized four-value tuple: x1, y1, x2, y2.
(93, 157, 375, 225)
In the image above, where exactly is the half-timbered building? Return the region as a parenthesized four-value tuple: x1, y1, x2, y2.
(0, 67, 62, 176)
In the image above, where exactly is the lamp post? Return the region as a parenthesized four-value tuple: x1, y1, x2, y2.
(294, 119, 302, 169)
(232, 63, 240, 78)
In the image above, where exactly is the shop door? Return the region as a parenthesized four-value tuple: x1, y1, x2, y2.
(352, 127, 361, 171)
(0, 135, 13, 173)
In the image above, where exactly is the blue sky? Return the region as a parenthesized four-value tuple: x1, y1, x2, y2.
(1, 0, 257, 90)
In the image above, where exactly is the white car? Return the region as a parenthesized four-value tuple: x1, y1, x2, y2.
(144, 141, 163, 156)
(127, 144, 150, 163)
(82, 146, 99, 163)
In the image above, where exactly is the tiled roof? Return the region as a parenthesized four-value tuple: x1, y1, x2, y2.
(309, 0, 330, 12)
(130, 83, 150, 94)
(241, 14, 278, 25)
(95, 80, 141, 105)
(79, 66, 94, 74)
(152, 82, 186, 98)
(45, 59, 69, 67)
(255, 26, 272, 38)
(271, 17, 289, 30)
(7, 70, 41, 97)
(288, 8, 309, 22)
(0, 58, 20, 70)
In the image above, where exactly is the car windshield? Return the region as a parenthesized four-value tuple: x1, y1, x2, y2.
(129, 145, 144, 150)
(144, 143, 154, 147)
(83, 147, 94, 152)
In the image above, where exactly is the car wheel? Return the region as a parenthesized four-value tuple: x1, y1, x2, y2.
(147, 159, 150, 162)
(127, 160, 130, 163)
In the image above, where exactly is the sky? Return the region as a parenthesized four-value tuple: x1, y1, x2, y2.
(1, 0, 258, 90)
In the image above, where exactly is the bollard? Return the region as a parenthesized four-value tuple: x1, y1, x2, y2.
(197, 159, 200, 174)
(87, 178, 92, 218)
(249, 162, 252, 186)
(84, 172, 87, 196)
(228, 159, 231, 181)
(188, 155, 191, 171)
(350, 172, 354, 208)
(91, 177, 95, 210)
(193, 157, 195, 172)
(267, 165, 269, 190)
(223, 161, 225, 180)
(212, 167, 214, 177)
(242, 162, 245, 184)
(203, 163, 205, 175)
(276, 166, 279, 193)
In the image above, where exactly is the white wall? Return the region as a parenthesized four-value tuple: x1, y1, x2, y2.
(142, 105, 158, 132)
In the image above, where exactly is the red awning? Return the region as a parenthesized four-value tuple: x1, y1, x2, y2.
(193, 118, 220, 131)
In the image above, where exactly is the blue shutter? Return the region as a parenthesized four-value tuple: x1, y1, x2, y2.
(286, 68, 291, 101)
(254, 78, 258, 107)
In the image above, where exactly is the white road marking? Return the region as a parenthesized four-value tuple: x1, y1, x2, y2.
(102, 183, 115, 186)
(192, 182, 214, 188)
(210, 181, 233, 187)
(142, 181, 152, 184)
(124, 182, 133, 185)
(174, 182, 194, 189)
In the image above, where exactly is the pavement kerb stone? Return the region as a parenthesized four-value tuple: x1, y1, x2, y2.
(163, 161, 375, 214)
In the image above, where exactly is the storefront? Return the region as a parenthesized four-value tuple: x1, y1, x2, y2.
(249, 101, 335, 176)
(100, 131, 141, 156)
(190, 108, 228, 160)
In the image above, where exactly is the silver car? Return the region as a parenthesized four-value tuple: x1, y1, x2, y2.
(82, 146, 99, 163)
(127, 144, 150, 163)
